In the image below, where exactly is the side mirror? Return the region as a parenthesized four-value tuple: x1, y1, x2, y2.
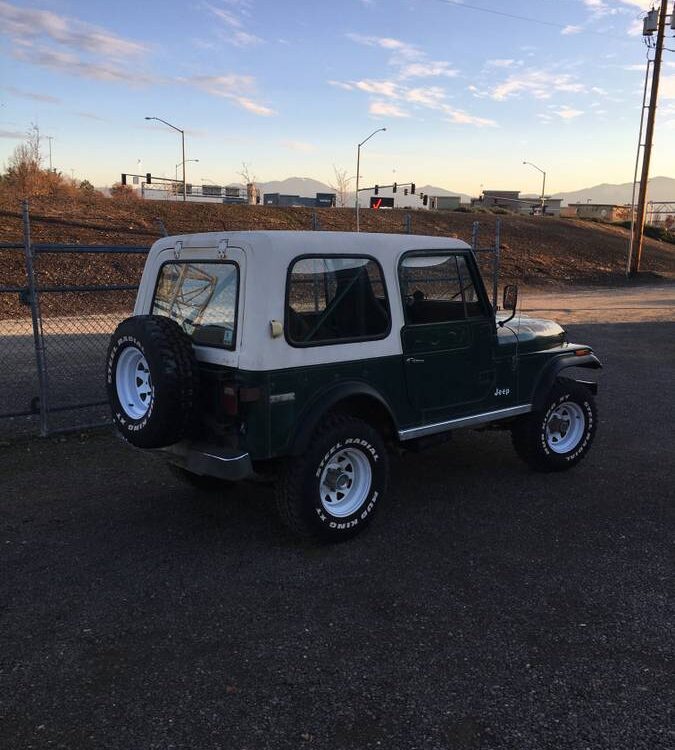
(503, 284, 518, 311)
(499, 284, 519, 327)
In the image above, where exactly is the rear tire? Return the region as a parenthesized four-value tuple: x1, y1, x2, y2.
(106, 315, 199, 449)
(512, 380, 597, 472)
(275, 414, 389, 542)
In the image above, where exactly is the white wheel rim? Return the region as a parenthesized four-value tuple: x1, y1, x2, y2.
(319, 447, 372, 518)
(115, 346, 153, 420)
(545, 401, 586, 454)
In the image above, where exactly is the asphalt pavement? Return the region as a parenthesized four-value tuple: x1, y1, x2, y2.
(1, 319, 673, 749)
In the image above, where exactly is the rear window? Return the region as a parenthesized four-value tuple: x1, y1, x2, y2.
(286, 256, 390, 345)
(152, 261, 239, 349)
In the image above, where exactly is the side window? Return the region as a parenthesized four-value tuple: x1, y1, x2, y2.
(456, 255, 484, 317)
(286, 256, 390, 345)
(399, 253, 484, 325)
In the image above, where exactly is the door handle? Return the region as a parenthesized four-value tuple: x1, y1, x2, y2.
(405, 357, 425, 364)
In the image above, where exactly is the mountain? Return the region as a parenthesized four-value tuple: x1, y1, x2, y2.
(553, 176, 675, 206)
(257, 177, 336, 196)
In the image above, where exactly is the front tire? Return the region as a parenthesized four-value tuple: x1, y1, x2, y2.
(275, 414, 389, 542)
(512, 380, 597, 472)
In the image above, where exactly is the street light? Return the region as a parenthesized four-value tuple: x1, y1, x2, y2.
(522, 161, 547, 214)
(175, 159, 199, 184)
(145, 116, 187, 201)
(355, 127, 387, 232)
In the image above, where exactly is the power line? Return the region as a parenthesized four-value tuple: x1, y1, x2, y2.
(436, 0, 634, 40)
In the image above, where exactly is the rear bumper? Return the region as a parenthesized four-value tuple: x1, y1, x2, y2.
(160, 441, 253, 481)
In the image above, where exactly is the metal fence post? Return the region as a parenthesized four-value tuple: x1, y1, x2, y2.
(403, 213, 412, 234)
(493, 219, 501, 312)
(471, 220, 479, 252)
(311, 210, 320, 231)
(22, 201, 50, 436)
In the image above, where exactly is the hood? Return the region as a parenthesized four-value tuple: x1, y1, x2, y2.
(497, 314, 567, 353)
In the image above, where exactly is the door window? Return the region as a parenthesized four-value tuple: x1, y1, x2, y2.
(399, 253, 484, 324)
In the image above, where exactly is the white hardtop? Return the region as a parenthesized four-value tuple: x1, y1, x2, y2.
(145, 230, 471, 269)
(139, 230, 474, 372)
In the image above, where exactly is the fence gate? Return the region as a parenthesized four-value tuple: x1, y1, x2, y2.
(0, 202, 149, 437)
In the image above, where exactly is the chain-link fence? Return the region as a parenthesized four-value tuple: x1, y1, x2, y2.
(1, 202, 501, 438)
(0, 204, 149, 436)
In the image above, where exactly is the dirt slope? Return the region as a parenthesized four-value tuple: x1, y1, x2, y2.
(1, 191, 673, 318)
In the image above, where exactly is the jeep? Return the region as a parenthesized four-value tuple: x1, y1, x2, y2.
(106, 231, 601, 541)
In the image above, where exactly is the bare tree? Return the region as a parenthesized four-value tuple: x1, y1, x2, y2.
(238, 162, 259, 205)
(329, 165, 352, 208)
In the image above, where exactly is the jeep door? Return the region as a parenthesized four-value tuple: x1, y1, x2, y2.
(398, 251, 509, 421)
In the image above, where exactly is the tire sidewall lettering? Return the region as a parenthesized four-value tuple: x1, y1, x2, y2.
(312, 435, 381, 530)
(538, 390, 594, 461)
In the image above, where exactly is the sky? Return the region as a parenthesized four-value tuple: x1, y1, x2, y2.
(1, 0, 674, 195)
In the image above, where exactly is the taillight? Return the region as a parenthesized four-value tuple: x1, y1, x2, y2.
(222, 386, 238, 416)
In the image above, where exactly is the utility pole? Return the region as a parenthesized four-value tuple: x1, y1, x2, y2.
(46, 136, 54, 172)
(523, 161, 547, 214)
(629, 1, 670, 276)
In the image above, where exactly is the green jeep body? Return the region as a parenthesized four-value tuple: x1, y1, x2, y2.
(108, 230, 600, 540)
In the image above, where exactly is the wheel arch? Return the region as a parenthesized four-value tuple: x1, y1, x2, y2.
(531, 352, 602, 411)
(288, 382, 399, 456)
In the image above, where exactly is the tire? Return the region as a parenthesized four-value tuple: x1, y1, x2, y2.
(106, 315, 199, 449)
(167, 463, 234, 492)
(275, 414, 389, 542)
(512, 379, 597, 472)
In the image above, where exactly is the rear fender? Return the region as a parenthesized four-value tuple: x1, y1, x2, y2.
(289, 382, 397, 456)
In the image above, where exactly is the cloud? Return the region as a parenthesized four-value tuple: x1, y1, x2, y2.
(11, 45, 156, 84)
(75, 111, 107, 121)
(347, 33, 421, 60)
(185, 75, 275, 115)
(400, 61, 459, 79)
(486, 59, 520, 68)
(3, 85, 61, 103)
(0, 1, 151, 85)
(369, 100, 409, 118)
(551, 105, 584, 120)
(0, 128, 25, 139)
(0, 1, 147, 57)
(444, 108, 497, 127)
(206, 1, 263, 46)
(660, 76, 675, 100)
(561, 25, 583, 35)
(488, 70, 586, 101)
(339, 32, 494, 126)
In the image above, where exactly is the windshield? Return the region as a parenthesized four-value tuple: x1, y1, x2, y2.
(152, 261, 239, 349)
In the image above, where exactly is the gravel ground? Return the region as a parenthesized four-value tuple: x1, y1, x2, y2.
(1, 319, 673, 750)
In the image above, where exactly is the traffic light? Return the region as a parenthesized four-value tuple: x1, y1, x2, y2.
(423, 194, 428, 207)
(404, 188, 408, 196)
(374, 185, 379, 195)
(121, 173, 127, 185)
(146, 172, 152, 184)
(411, 183, 416, 194)
(392, 182, 397, 193)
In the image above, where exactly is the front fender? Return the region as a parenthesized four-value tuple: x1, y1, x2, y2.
(532, 352, 602, 410)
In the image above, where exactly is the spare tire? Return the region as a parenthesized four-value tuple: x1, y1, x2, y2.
(106, 315, 199, 448)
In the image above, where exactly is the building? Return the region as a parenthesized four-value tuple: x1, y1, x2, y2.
(263, 192, 336, 208)
(429, 195, 461, 211)
(567, 203, 631, 222)
(470, 189, 562, 216)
